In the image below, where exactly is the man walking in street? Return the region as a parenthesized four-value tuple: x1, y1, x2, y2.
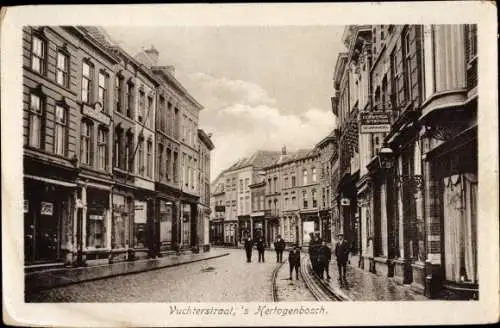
(274, 235, 285, 263)
(334, 233, 350, 285)
(244, 236, 253, 263)
(256, 236, 266, 262)
(288, 244, 301, 280)
(318, 240, 332, 280)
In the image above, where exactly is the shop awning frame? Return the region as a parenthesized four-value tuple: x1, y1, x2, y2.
(25, 174, 77, 188)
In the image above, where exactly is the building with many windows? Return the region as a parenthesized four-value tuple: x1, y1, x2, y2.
(330, 24, 478, 299)
(22, 26, 213, 269)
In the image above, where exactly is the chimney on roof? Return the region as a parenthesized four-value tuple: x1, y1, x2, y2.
(282, 145, 287, 155)
(144, 45, 159, 66)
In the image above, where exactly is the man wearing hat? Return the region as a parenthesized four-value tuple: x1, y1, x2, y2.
(334, 233, 350, 285)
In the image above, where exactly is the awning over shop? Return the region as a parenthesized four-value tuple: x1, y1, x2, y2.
(25, 174, 77, 188)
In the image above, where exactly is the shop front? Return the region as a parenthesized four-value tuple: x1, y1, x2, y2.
(110, 186, 134, 263)
(209, 218, 224, 245)
(80, 185, 112, 266)
(157, 198, 175, 252)
(131, 194, 154, 260)
(24, 176, 76, 266)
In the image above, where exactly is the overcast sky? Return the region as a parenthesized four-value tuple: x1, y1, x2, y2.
(104, 26, 345, 179)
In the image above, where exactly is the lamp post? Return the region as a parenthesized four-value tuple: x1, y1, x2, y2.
(378, 143, 395, 169)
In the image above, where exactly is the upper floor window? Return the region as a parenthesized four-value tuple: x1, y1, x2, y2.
(81, 120, 92, 165)
(303, 190, 308, 208)
(312, 168, 317, 182)
(147, 96, 153, 127)
(127, 82, 134, 119)
(82, 62, 93, 103)
(303, 170, 308, 185)
(28, 93, 44, 148)
(98, 72, 107, 111)
(125, 132, 134, 172)
(467, 24, 477, 60)
(31, 36, 45, 74)
(113, 127, 123, 169)
(146, 140, 153, 178)
(312, 189, 317, 208)
(137, 138, 144, 175)
(115, 76, 122, 113)
(56, 51, 69, 87)
(54, 105, 67, 156)
(97, 127, 107, 170)
(138, 90, 145, 123)
(158, 144, 164, 179)
(403, 29, 412, 104)
(291, 175, 296, 187)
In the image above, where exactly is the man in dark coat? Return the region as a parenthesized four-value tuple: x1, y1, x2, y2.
(244, 237, 253, 263)
(256, 237, 265, 262)
(288, 244, 301, 280)
(274, 235, 285, 263)
(318, 240, 332, 279)
(334, 233, 350, 284)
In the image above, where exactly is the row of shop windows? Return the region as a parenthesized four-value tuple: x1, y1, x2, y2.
(23, 180, 197, 264)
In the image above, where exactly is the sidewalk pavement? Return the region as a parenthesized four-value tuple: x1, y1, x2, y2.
(318, 259, 428, 301)
(25, 249, 229, 293)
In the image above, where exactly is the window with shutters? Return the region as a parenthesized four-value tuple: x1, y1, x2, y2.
(54, 105, 67, 156)
(28, 92, 44, 148)
(31, 35, 46, 74)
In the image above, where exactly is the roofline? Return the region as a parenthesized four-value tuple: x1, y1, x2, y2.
(198, 129, 215, 150)
(67, 27, 120, 64)
(151, 67, 204, 110)
(110, 45, 160, 86)
(263, 151, 320, 170)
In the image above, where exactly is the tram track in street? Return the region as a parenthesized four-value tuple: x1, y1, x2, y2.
(300, 255, 344, 301)
(271, 260, 286, 302)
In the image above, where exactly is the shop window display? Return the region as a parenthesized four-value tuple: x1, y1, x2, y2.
(112, 194, 129, 249)
(159, 200, 173, 245)
(134, 200, 147, 248)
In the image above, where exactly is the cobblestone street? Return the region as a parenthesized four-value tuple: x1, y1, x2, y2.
(320, 260, 428, 301)
(27, 248, 280, 302)
(274, 255, 316, 302)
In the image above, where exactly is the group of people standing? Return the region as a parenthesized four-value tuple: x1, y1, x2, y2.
(309, 232, 351, 284)
(242, 232, 350, 285)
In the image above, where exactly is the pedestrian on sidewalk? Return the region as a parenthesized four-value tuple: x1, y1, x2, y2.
(274, 235, 285, 263)
(334, 233, 350, 285)
(244, 237, 253, 263)
(256, 236, 265, 262)
(318, 240, 332, 279)
(288, 244, 301, 280)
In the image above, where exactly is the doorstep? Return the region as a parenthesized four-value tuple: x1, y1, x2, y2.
(25, 249, 230, 293)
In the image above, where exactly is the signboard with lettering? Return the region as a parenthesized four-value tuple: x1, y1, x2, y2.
(215, 205, 225, 212)
(40, 202, 54, 216)
(134, 201, 147, 224)
(82, 103, 111, 126)
(359, 112, 392, 134)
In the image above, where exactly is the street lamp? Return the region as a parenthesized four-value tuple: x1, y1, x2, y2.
(378, 143, 395, 169)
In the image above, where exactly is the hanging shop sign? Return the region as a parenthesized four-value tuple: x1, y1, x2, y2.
(359, 112, 392, 134)
(215, 205, 225, 213)
(40, 202, 53, 216)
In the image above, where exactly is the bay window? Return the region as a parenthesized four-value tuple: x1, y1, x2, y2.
(54, 105, 67, 156)
(28, 93, 43, 148)
(31, 35, 45, 74)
